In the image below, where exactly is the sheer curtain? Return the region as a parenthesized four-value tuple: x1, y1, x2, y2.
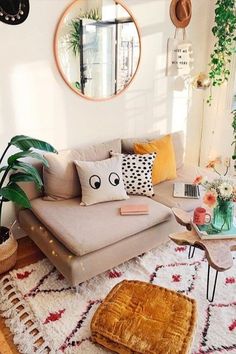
(199, 57, 236, 174)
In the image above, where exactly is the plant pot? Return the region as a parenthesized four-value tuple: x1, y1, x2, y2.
(0, 227, 18, 274)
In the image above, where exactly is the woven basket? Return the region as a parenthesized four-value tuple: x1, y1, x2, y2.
(0, 231, 18, 274)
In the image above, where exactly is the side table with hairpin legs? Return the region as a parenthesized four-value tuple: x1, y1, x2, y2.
(169, 208, 236, 302)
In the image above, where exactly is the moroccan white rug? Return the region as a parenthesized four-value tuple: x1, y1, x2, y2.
(0, 241, 235, 354)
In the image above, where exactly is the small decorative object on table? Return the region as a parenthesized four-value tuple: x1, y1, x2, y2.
(193, 207, 211, 225)
(192, 220, 236, 240)
(193, 175, 235, 232)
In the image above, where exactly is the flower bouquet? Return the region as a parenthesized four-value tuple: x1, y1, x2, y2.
(193, 176, 236, 232)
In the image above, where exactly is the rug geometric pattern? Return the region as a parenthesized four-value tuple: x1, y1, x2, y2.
(1, 242, 236, 353)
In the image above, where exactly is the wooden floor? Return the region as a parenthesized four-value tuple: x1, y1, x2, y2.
(0, 237, 44, 354)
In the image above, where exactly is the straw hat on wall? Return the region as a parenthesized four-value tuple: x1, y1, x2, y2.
(170, 0, 192, 28)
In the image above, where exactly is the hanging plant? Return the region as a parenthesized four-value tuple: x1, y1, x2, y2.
(231, 109, 236, 163)
(207, 0, 236, 105)
(69, 8, 101, 56)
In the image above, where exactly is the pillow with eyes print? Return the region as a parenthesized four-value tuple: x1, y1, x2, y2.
(74, 155, 129, 206)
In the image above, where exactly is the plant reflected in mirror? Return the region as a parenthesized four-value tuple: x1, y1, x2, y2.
(69, 8, 102, 56)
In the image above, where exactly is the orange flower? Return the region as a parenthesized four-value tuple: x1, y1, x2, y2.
(233, 187, 236, 202)
(203, 191, 217, 208)
(193, 175, 203, 185)
(206, 157, 221, 169)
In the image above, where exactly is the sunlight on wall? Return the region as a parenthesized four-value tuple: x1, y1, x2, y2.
(172, 88, 189, 132)
(10, 61, 68, 147)
(153, 75, 169, 133)
(124, 90, 150, 135)
(133, 0, 165, 26)
(153, 51, 169, 133)
(0, 92, 3, 136)
(201, 83, 232, 166)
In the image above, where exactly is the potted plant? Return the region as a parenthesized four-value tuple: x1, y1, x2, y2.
(194, 175, 236, 232)
(0, 135, 57, 274)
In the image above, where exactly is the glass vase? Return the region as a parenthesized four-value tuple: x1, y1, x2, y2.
(212, 200, 234, 231)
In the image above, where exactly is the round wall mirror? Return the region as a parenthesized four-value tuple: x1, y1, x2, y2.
(54, 0, 141, 100)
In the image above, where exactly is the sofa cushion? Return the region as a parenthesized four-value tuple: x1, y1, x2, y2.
(111, 151, 156, 197)
(122, 131, 184, 169)
(91, 280, 197, 354)
(152, 164, 216, 211)
(30, 196, 172, 257)
(134, 134, 177, 185)
(74, 156, 128, 206)
(43, 139, 121, 201)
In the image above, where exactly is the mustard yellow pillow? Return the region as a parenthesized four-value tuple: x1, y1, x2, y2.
(134, 134, 177, 184)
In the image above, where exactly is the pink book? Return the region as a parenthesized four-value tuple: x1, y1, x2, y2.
(120, 204, 149, 215)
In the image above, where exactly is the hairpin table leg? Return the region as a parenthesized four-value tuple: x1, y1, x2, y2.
(188, 245, 195, 259)
(206, 264, 219, 302)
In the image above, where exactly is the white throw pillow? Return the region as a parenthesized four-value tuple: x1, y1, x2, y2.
(74, 156, 129, 206)
(111, 152, 156, 197)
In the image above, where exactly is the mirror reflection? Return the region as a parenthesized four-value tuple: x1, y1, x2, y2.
(55, 0, 141, 100)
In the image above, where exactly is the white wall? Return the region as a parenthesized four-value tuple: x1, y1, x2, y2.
(0, 0, 212, 226)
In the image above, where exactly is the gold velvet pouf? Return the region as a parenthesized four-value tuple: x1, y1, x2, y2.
(91, 280, 197, 354)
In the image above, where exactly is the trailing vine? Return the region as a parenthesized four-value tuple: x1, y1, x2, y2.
(207, 0, 236, 104)
(231, 109, 236, 162)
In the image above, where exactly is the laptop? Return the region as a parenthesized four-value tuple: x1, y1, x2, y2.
(173, 182, 200, 199)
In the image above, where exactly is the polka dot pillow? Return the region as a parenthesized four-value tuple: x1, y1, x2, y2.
(111, 152, 156, 197)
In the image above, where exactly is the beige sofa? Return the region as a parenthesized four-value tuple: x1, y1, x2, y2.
(17, 131, 206, 287)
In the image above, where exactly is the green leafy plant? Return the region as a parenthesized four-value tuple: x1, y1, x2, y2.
(74, 81, 81, 90)
(69, 8, 101, 56)
(0, 136, 57, 244)
(69, 19, 81, 56)
(207, 0, 236, 105)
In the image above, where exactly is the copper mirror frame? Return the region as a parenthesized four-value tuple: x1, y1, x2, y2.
(54, 0, 141, 101)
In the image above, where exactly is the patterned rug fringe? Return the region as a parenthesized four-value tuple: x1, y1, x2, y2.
(0, 274, 51, 354)
(0, 244, 235, 353)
